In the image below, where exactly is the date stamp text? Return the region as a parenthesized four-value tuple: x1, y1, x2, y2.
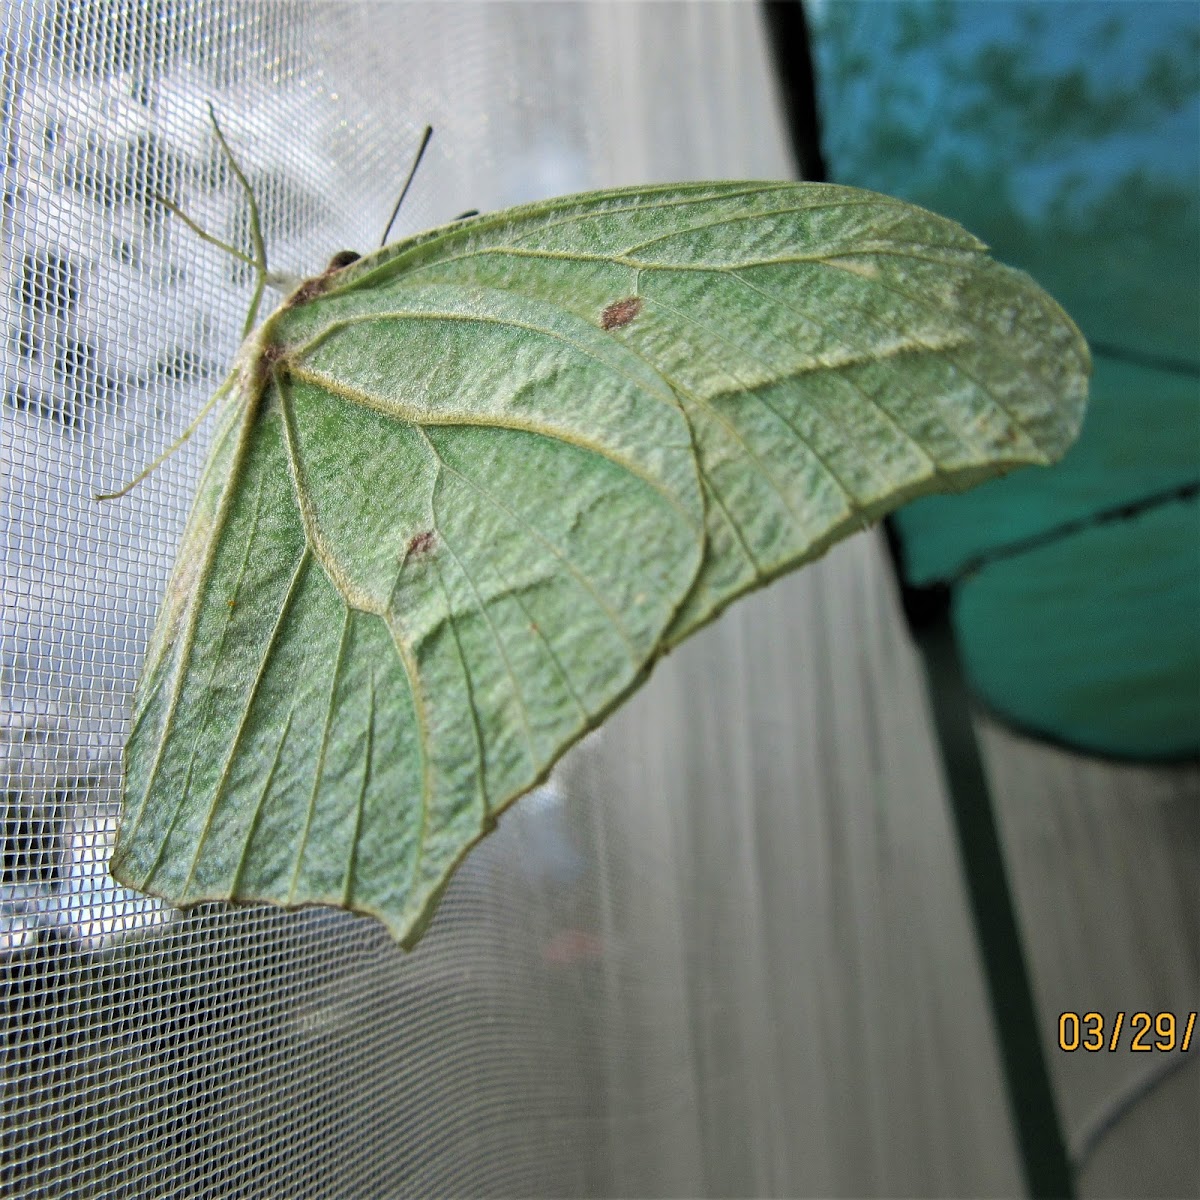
(1058, 1011, 1196, 1052)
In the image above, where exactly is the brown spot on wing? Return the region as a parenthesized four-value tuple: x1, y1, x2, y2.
(407, 530, 436, 558)
(600, 296, 642, 330)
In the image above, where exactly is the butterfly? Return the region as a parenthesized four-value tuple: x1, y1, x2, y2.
(105, 110, 1089, 948)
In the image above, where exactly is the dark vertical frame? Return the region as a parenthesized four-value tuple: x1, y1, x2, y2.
(898, 580, 1076, 1200)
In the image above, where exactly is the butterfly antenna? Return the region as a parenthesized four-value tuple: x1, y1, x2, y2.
(379, 126, 433, 248)
(206, 102, 270, 337)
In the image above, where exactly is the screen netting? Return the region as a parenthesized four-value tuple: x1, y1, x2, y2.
(3, 3, 1196, 1198)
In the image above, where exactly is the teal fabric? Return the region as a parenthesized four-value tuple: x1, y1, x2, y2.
(958, 503, 1199, 759)
(808, 0, 1200, 759)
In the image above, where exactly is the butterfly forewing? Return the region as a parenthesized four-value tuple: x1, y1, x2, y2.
(320, 181, 1088, 642)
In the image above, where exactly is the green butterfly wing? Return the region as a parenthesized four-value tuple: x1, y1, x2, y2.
(110, 181, 1089, 947)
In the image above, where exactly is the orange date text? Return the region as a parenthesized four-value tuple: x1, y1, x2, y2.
(1058, 1011, 1196, 1052)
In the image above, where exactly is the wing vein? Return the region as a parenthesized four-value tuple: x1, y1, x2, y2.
(420, 437, 643, 664)
(423, 444, 540, 774)
(120, 391, 258, 853)
(342, 666, 373, 907)
(228, 706, 296, 897)
(177, 547, 312, 899)
(803, 256, 1056, 455)
(641, 290, 860, 528)
(403, 450, 489, 896)
(730, 268, 990, 466)
(616, 200, 943, 256)
(288, 605, 353, 904)
(286, 361, 698, 537)
(138, 465, 270, 886)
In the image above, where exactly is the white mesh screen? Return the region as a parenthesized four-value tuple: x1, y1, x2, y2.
(6, 3, 1195, 1197)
